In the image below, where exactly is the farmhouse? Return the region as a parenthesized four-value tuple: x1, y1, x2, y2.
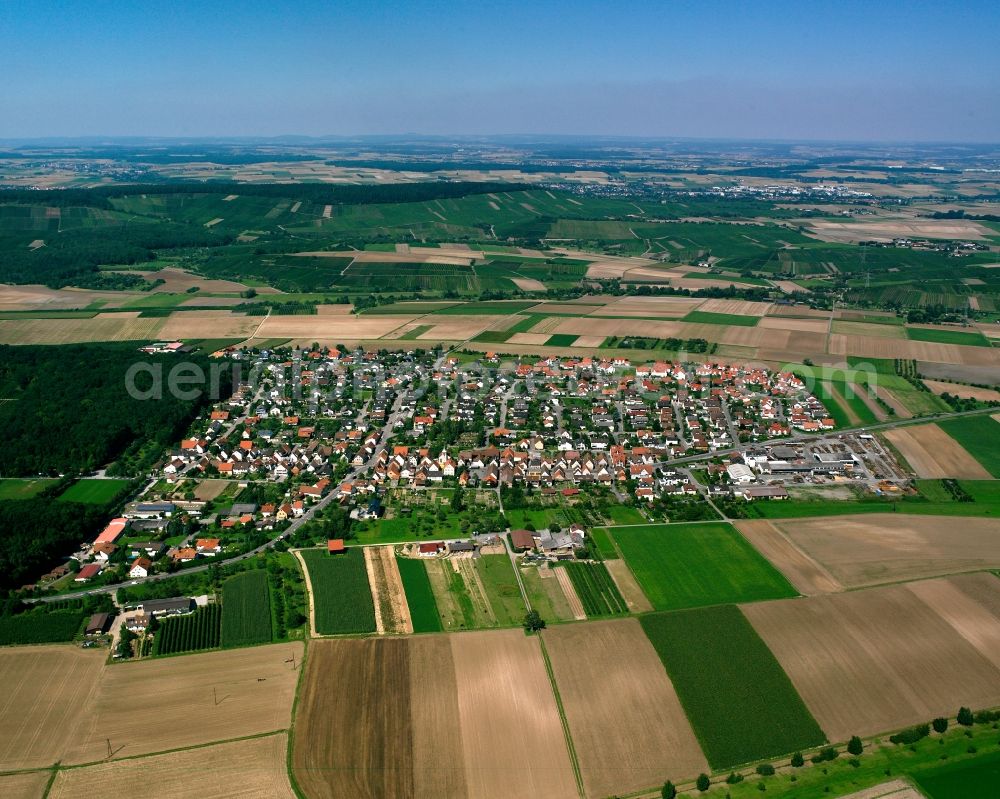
(509, 529, 537, 552)
(741, 485, 789, 500)
(85, 612, 113, 636)
(417, 542, 445, 557)
(129, 557, 153, 579)
(74, 563, 102, 582)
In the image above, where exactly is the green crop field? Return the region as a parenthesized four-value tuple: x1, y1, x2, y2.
(0, 609, 84, 645)
(220, 569, 272, 647)
(474, 554, 525, 625)
(938, 416, 1000, 477)
(0, 478, 55, 500)
(611, 523, 797, 610)
(560, 561, 627, 616)
(396, 556, 442, 633)
(153, 604, 221, 655)
(545, 333, 578, 346)
(911, 749, 1000, 799)
(682, 310, 760, 327)
(299, 547, 376, 634)
(56, 478, 132, 505)
(588, 527, 619, 560)
(640, 605, 825, 769)
(906, 327, 991, 347)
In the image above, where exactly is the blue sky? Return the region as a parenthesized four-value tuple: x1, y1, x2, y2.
(1, 0, 998, 141)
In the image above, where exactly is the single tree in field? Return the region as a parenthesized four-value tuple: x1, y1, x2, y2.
(661, 780, 676, 799)
(523, 609, 546, 632)
(696, 773, 711, 792)
(790, 752, 804, 767)
(847, 736, 863, 756)
(932, 717, 948, 734)
(958, 706, 974, 726)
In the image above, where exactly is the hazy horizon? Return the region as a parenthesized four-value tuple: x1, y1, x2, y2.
(2, 0, 999, 142)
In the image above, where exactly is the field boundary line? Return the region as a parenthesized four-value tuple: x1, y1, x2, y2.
(537, 636, 586, 799)
(285, 638, 310, 799)
(55, 728, 290, 772)
(291, 550, 317, 638)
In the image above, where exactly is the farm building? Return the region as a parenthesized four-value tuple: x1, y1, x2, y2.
(74, 563, 103, 582)
(418, 542, 445, 557)
(132, 502, 176, 519)
(327, 539, 346, 554)
(129, 557, 153, 579)
(741, 485, 789, 500)
(509, 529, 537, 551)
(141, 597, 194, 617)
(85, 612, 113, 636)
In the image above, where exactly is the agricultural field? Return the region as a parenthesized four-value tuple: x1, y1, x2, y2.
(48, 733, 295, 799)
(395, 555, 442, 633)
(423, 553, 524, 630)
(153, 604, 222, 655)
(220, 569, 273, 647)
(0, 645, 107, 770)
(365, 545, 413, 634)
(742, 575, 1000, 742)
(906, 326, 991, 347)
(62, 642, 302, 764)
(298, 547, 376, 635)
(751, 515, 1000, 590)
(55, 477, 132, 504)
(0, 771, 50, 799)
(0, 477, 54, 500)
(558, 561, 628, 616)
(0, 607, 87, 645)
(911, 749, 1000, 799)
(640, 605, 826, 769)
(883, 423, 992, 479)
(542, 619, 708, 797)
(293, 632, 577, 799)
(937, 415, 1000, 477)
(518, 564, 577, 622)
(611, 523, 798, 611)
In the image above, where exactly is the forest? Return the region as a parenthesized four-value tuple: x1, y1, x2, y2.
(0, 343, 233, 476)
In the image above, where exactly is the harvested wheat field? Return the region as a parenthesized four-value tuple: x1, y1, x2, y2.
(553, 565, 586, 620)
(573, 334, 606, 347)
(512, 277, 546, 291)
(923, 379, 1000, 402)
(758, 316, 829, 334)
(808, 218, 991, 243)
(124, 267, 276, 294)
(63, 642, 301, 764)
(365, 545, 413, 634)
(829, 334, 1000, 366)
(604, 558, 654, 612)
(0, 771, 49, 799)
(742, 581, 1000, 741)
(735, 520, 843, 595)
(698, 298, 773, 316)
(906, 573, 1000, 668)
(416, 316, 502, 341)
(543, 619, 707, 797)
(770, 514, 1000, 589)
(49, 733, 294, 799)
(159, 310, 260, 340)
(883, 424, 991, 478)
(589, 295, 704, 317)
(0, 314, 165, 344)
(0, 645, 106, 770)
(451, 629, 577, 799)
(832, 320, 906, 339)
(254, 314, 413, 339)
(507, 332, 552, 345)
(292, 636, 468, 799)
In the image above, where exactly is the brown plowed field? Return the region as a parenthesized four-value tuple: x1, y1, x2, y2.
(743, 582, 1000, 741)
(543, 619, 708, 797)
(0, 770, 50, 799)
(771, 514, 1000, 589)
(883, 424, 991, 478)
(735, 520, 843, 595)
(63, 642, 301, 764)
(758, 316, 829, 334)
(0, 645, 106, 770)
(604, 558, 654, 612)
(49, 733, 295, 799)
(451, 629, 578, 799)
(159, 310, 260, 340)
(293, 639, 414, 799)
(293, 632, 571, 799)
